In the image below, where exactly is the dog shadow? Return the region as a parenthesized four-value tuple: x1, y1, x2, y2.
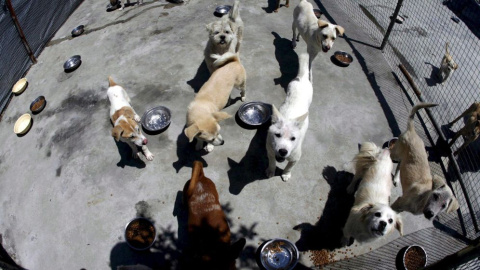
(186, 61, 210, 93)
(114, 140, 147, 169)
(172, 128, 208, 173)
(227, 125, 270, 195)
(272, 32, 299, 92)
(262, 0, 279, 13)
(424, 62, 441, 86)
(293, 166, 354, 251)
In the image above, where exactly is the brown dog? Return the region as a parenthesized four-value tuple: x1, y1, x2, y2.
(182, 161, 246, 269)
(448, 102, 480, 155)
(274, 0, 289, 12)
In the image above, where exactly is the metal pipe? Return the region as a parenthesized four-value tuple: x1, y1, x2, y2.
(381, 0, 404, 51)
(5, 0, 37, 64)
(398, 64, 479, 232)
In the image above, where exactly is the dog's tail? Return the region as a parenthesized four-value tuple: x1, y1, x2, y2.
(445, 42, 450, 55)
(407, 103, 438, 132)
(229, 0, 240, 21)
(211, 52, 239, 69)
(108, 76, 117, 87)
(186, 161, 205, 196)
(354, 142, 381, 177)
(297, 53, 310, 81)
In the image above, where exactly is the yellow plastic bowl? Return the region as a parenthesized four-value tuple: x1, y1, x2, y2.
(14, 113, 32, 135)
(12, 78, 28, 94)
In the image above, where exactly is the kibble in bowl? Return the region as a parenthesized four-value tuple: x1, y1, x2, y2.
(125, 218, 156, 250)
(333, 51, 354, 67)
(403, 245, 427, 270)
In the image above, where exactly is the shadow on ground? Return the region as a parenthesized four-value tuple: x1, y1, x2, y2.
(272, 31, 299, 92)
(294, 166, 354, 251)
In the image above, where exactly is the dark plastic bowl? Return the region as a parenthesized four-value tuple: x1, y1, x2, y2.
(30, 96, 47, 114)
(71, 25, 84, 37)
(333, 51, 354, 67)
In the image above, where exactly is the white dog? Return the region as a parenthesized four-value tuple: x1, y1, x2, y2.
(390, 103, 459, 219)
(266, 53, 312, 182)
(107, 76, 154, 161)
(204, 0, 243, 74)
(342, 142, 403, 245)
(118, 0, 143, 10)
(292, 0, 345, 82)
(185, 52, 246, 152)
(437, 42, 458, 85)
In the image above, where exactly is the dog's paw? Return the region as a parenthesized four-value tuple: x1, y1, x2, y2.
(144, 151, 154, 161)
(346, 185, 355, 195)
(291, 40, 297, 49)
(281, 173, 291, 182)
(241, 96, 246, 102)
(204, 144, 214, 153)
(265, 168, 275, 178)
(134, 115, 141, 122)
(274, 9, 278, 13)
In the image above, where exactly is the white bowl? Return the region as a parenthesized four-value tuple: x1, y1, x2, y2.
(12, 78, 28, 94)
(14, 113, 32, 135)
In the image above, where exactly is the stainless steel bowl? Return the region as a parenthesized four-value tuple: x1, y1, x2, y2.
(141, 106, 171, 132)
(237, 102, 272, 126)
(71, 25, 84, 37)
(124, 217, 156, 251)
(63, 55, 82, 71)
(333, 51, 354, 67)
(259, 238, 299, 270)
(402, 245, 427, 270)
(215, 5, 232, 15)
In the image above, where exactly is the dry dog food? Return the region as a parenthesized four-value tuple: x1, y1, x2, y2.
(125, 219, 155, 249)
(404, 246, 426, 270)
(335, 54, 352, 64)
(31, 100, 44, 112)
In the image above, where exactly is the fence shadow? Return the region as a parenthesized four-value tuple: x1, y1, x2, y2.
(293, 166, 354, 251)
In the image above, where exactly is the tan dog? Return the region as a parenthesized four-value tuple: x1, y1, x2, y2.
(391, 103, 459, 220)
(182, 161, 246, 269)
(274, 0, 289, 12)
(185, 52, 246, 152)
(437, 42, 458, 85)
(448, 102, 480, 155)
(343, 142, 402, 245)
(292, 0, 344, 82)
(107, 77, 154, 161)
(204, 0, 243, 74)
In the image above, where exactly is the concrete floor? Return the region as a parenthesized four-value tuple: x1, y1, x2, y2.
(0, 0, 432, 269)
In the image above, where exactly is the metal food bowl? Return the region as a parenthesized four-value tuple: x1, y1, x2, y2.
(237, 102, 272, 126)
(14, 113, 32, 135)
(259, 238, 299, 270)
(71, 25, 85, 37)
(63, 55, 82, 72)
(401, 245, 427, 270)
(141, 106, 171, 132)
(333, 51, 354, 67)
(125, 217, 156, 251)
(313, 8, 323, 18)
(214, 5, 232, 16)
(30, 96, 47, 114)
(12, 78, 28, 95)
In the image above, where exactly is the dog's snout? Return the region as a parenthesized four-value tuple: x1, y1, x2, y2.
(379, 221, 387, 229)
(424, 210, 434, 219)
(279, 149, 288, 157)
(143, 138, 148, 145)
(220, 35, 226, 40)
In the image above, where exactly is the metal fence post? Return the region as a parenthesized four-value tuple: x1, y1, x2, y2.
(5, 0, 37, 64)
(380, 0, 404, 51)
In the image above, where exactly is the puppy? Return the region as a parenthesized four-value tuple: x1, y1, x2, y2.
(448, 102, 480, 155)
(107, 76, 154, 161)
(182, 161, 246, 269)
(204, 0, 243, 74)
(292, 0, 345, 82)
(266, 53, 312, 182)
(391, 103, 459, 219)
(185, 52, 246, 152)
(274, 0, 290, 13)
(437, 42, 458, 85)
(118, 0, 143, 10)
(343, 142, 402, 245)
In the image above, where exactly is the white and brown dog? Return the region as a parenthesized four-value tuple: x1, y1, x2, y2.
(266, 53, 312, 182)
(185, 52, 246, 152)
(204, 0, 243, 74)
(437, 42, 458, 85)
(107, 76, 154, 161)
(343, 142, 403, 245)
(292, 0, 344, 82)
(391, 103, 459, 219)
(118, 0, 143, 10)
(448, 102, 480, 156)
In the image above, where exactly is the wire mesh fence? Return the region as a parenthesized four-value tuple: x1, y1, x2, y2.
(0, 0, 84, 119)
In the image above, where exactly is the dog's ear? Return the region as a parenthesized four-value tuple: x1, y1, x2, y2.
(395, 215, 404, 236)
(318, 20, 329, 29)
(335, 25, 345, 36)
(271, 104, 283, 124)
(447, 196, 460, 213)
(228, 238, 246, 259)
(184, 124, 200, 143)
(205, 22, 213, 33)
(111, 125, 123, 141)
(212, 111, 232, 122)
(294, 112, 308, 127)
(432, 174, 446, 190)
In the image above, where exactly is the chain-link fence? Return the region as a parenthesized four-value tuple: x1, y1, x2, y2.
(314, 0, 480, 268)
(0, 0, 84, 119)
